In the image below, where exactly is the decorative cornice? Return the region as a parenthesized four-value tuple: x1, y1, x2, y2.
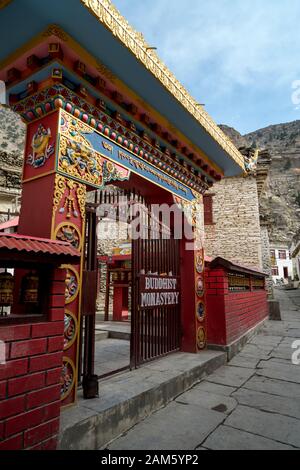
(81, 0, 244, 170)
(12, 83, 212, 191)
(12, 84, 209, 194)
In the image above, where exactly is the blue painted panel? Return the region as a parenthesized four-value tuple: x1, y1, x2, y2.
(82, 131, 195, 201)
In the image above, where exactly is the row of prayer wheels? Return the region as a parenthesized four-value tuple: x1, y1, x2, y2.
(0, 271, 39, 306)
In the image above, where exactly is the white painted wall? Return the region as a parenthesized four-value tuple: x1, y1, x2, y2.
(270, 246, 294, 283)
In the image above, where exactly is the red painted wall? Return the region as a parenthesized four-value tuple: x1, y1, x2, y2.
(206, 266, 268, 346)
(0, 268, 65, 450)
(180, 238, 197, 353)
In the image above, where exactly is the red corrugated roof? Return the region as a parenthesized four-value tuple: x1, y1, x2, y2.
(0, 216, 19, 231)
(0, 232, 80, 259)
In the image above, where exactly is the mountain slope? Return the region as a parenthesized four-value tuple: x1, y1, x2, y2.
(0, 105, 25, 156)
(220, 122, 300, 244)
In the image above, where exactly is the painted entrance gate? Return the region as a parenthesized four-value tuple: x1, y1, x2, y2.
(131, 238, 181, 368)
(12, 104, 208, 407)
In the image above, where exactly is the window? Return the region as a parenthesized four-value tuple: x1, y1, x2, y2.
(278, 250, 287, 260)
(272, 267, 279, 276)
(203, 194, 214, 225)
(270, 250, 276, 266)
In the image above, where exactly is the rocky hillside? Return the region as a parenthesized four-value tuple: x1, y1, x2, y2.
(220, 122, 300, 244)
(0, 105, 25, 156)
(0, 106, 24, 191)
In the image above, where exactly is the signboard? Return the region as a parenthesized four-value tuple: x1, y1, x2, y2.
(139, 274, 180, 309)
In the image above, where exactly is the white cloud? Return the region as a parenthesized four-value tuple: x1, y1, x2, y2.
(113, 0, 300, 132)
(114, 0, 300, 91)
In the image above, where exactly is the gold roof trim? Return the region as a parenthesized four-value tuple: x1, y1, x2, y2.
(81, 0, 244, 169)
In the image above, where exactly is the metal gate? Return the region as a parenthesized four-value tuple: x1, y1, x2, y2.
(78, 203, 99, 398)
(131, 237, 181, 368)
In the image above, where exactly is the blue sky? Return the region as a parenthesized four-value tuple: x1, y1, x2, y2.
(113, 0, 300, 135)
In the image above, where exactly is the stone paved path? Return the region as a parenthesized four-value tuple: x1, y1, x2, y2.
(94, 339, 130, 377)
(108, 289, 300, 450)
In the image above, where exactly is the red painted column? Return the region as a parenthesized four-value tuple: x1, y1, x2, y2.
(179, 195, 207, 353)
(17, 110, 86, 407)
(113, 286, 128, 321)
(180, 240, 197, 352)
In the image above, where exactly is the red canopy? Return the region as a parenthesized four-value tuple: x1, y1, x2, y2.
(0, 232, 80, 265)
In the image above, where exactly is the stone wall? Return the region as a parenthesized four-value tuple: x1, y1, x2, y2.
(0, 151, 22, 221)
(205, 175, 263, 270)
(97, 219, 129, 315)
(260, 224, 273, 296)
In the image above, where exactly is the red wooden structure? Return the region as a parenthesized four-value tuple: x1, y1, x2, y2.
(0, 233, 80, 450)
(206, 257, 268, 348)
(100, 254, 131, 323)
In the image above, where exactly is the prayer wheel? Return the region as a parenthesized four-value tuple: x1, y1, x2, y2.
(21, 272, 39, 304)
(0, 271, 14, 306)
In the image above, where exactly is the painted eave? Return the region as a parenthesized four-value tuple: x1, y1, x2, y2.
(0, 0, 245, 177)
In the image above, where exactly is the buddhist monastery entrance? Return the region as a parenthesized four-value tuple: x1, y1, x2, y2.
(0, 0, 244, 429)
(80, 178, 187, 379)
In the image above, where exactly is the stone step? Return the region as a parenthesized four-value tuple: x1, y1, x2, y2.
(95, 331, 109, 341)
(82, 330, 109, 342)
(59, 350, 226, 450)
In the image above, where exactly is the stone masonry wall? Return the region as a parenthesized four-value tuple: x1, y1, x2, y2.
(97, 219, 129, 314)
(205, 176, 263, 270)
(260, 224, 273, 296)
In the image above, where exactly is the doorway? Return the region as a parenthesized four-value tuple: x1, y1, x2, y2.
(79, 179, 184, 383)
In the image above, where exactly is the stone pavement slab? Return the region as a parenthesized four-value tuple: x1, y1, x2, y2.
(228, 354, 259, 369)
(96, 321, 131, 341)
(205, 365, 255, 387)
(232, 388, 300, 419)
(108, 401, 224, 450)
(256, 363, 300, 384)
(270, 347, 295, 360)
(202, 425, 294, 450)
(94, 339, 130, 377)
(176, 389, 237, 415)
(225, 405, 300, 448)
(258, 358, 299, 372)
(248, 335, 282, 346)
(236, 344, 271, 359)
(192, 381, 237, 396)
(243, 375, 300, 399)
